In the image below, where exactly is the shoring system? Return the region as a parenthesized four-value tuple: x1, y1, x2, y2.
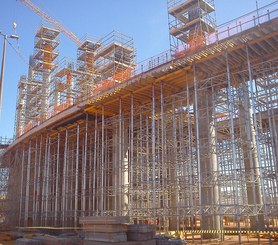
(0, 1, 278, 243)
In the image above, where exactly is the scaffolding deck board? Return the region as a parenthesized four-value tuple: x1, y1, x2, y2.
(96, 42, 134, 59)
(169, 0, 214, 17)
(35, 26, 60, 39)
(78, 40, 101, 51)
(170, 17, 216, 37)
(34, 37, 59, 49)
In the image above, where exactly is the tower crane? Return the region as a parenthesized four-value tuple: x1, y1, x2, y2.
(18, 0, 83, 47)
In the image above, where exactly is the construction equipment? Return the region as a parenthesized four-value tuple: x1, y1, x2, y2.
(18, 0, 82, 47)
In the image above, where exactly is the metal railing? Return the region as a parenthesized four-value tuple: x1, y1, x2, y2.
(0, 137, 13, 146)
(208, 1, 278, 45)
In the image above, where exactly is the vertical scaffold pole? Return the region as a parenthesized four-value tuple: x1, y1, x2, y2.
(19, 146, 25, 226)
(24, 141, 31, 226)
(75, 124, 80, 225)
(152, 83, 156, 222)
(54, 132, 60, 226)
(42, 135, 49, 225)
(45, 136, 51, 225)
(246, 44, 265, 232)
(88, 122, 93, 215)
(101, 105, 105, 215)
(130, 94, 134, 216)
(193, 63, 202, 235)
(160, 81, 166, 228)
(32, 137, 38, 225)
(82, 114, 88, 215)
(226, 51, 241, 243)
(35, 135, 43, 225)
(93, 112, 97, 214)
(186, 71, 195, 241)
(62, 129, 68, 226)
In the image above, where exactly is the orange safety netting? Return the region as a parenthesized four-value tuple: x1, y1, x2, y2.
(112, 68, 132, 82)
(21, 116, 43, 136)
(53, 98, 72, 115)
(174, 34, 206, 59)
(93, 68, 133, 95)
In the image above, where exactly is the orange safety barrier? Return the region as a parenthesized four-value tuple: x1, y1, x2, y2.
(53, 98, 72, 115)
(92, 68, 133, 96)
(189, 34, 206, 49)
(112, 68, 132, 82)
(215, 113, 228, 118)
(173, 34, 206, 59)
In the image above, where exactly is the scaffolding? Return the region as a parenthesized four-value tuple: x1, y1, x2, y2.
(94, 30, 135, 93)
(0, 137, 14, 225)
(6, 56, 278, 240)
(15, 75, 27, 137)
(48, 58, 76, 118)
(31, 26, 60, 118)
(14, 26, 60, 137)
(168, 0, 216, 54)
(3, 1, 278, 243)
(76, 37, 101, 97)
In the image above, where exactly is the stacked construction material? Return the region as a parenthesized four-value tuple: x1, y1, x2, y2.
(155, 234, 187, 245)
(15, 235, 82, 245)
(127, 224, 156, 241)
(80, 216, 156, 245)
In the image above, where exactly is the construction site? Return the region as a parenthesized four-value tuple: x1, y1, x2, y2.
(0, 0, 277, 244)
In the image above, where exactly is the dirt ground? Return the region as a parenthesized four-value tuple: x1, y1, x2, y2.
(0, 230, 277, 245)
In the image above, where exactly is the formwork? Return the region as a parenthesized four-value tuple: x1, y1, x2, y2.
(0, 2, 277, 244)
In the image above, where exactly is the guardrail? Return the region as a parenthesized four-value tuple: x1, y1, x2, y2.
(208, 2, 278, 45)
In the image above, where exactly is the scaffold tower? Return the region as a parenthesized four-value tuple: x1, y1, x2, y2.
(29, 26, 60, 120)
(94, 30, 135, 92)
(168, 0, 216, 54)
(15, 75, 27, 137)
(48, 58, 76, 117)
(76, 38, 101, 97)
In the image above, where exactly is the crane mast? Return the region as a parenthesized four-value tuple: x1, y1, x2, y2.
(19, 0, 82, 47)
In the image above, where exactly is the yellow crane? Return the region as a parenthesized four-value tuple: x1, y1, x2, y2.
(18, 0, 83, 47)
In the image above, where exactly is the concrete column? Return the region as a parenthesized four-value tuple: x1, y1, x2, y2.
(111, 100, 129, 216)
(112, 120, 119, 215)
(238, 82, 265, 230)
(169, 99, 179, 231)
(122, 126, 129, 216)
(197, 88, 221, 239)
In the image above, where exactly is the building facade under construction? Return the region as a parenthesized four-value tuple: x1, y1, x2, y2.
(0, 0, 278, 243)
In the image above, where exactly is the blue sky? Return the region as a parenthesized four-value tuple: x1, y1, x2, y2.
(0, 0, 275, 138)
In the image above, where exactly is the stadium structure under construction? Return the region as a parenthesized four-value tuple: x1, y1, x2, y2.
(0, 0, 278, 243)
